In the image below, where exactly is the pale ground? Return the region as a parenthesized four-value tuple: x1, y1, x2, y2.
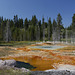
(45, 64, 75, 72)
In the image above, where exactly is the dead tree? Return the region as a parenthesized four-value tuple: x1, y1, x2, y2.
(5, 20, 11, 42)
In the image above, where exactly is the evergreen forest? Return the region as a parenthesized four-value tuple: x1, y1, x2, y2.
(0, 13, 75, 42)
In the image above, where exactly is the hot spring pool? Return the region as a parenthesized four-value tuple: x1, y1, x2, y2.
(30, 45, 65, 50)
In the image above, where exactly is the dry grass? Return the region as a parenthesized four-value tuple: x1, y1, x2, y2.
(0, 68, 30, 75)
(0, 47, 16, 57)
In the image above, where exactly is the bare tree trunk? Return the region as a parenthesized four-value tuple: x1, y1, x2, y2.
(66, 28, 68, 44)
(5, 20, 11, 42)
(48, 24, 50, 41)
(43, 23, 45, 41)
(38, 25, 40, 41)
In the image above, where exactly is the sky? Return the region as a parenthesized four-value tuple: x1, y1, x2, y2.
(0, 0, 75, 27)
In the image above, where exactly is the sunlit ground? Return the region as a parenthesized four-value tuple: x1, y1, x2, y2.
(0, 43, 75, 71)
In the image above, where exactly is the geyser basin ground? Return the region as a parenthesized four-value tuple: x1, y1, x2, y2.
(0, 43, 75, 71)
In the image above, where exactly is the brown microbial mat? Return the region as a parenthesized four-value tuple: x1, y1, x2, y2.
(0, 43, 75, 71)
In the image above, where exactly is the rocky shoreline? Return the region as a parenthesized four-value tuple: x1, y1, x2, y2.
(0, 59, 75, 75)
(0, 59, 31, 73)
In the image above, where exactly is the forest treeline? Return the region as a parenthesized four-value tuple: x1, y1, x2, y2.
(0, 13, 75, 42)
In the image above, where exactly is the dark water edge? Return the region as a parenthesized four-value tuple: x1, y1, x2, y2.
(15, 61, 36, 70)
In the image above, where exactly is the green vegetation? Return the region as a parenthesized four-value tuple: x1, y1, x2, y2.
(0, 68, 31, 75)
(0, 13, 75, 42)
(0, 41, 36, 47)
(0, 14, 63, 42)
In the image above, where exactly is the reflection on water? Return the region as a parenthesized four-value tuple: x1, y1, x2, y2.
(15, 61, 35, 70)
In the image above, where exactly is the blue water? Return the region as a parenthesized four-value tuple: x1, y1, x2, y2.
(30, 45, 65, 50)
(15, 61, 35, 70)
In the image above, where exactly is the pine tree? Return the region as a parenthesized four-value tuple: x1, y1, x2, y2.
(72, 14, 75, 31)
(71, 14, 75, 43)
(38, 20, 41, 41)
(57, 13, 63, 41)
(10, 20, 14, 41)
(31, 15, 38, 41)
(52, 19, 57, 41)
(35, 24, 38, 41)
(18, 18, 23, 28)
(14, 15, 19, 27)
(0, 17, 3, 40)
(48, 18, 51, 40)
(38, 24, 40, 41)
(24, 18, 29, 30)
(42, 17, 45, 41)
(31, 15, 37, 26)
